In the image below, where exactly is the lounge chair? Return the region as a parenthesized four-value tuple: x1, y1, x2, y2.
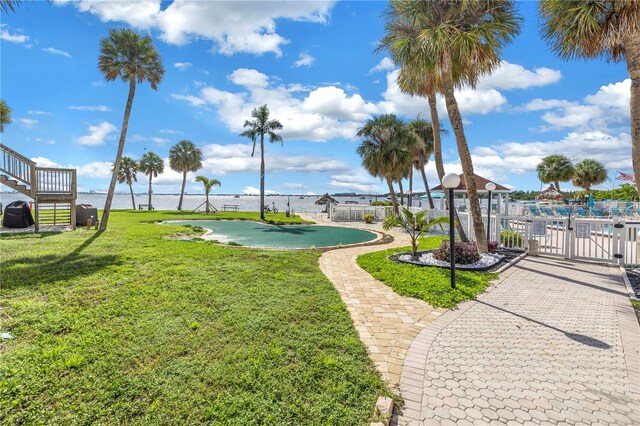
(540, 207, 557, 217)
(575, 207, 591, 217)
(528, 206, 545, 217)
(555, 206, 572, 216)
(590, 208, 608, 218)
(609, 207, 624, 217)
(624, 207, 640, 218)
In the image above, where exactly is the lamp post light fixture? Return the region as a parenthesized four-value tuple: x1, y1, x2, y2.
(442, 173, 461, 289)
(485, 182, 496, 242)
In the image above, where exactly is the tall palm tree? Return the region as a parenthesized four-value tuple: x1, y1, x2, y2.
(1, 0, 22, 13)
(357, 114, 414, 215)
(239, 105, 283, 220)
(540, 0, 640, 195)
(116, 156, 138, 209)
(99, 28, 165, 230)
(0, 99, 12, 132)
(169, 140, 203, 211)
(379, 0, 520, 252)
(408, 118, 437, 208)
(537, 154, 575, 201)
(195, 176, 221, 214)
(572, 159, 608, 194)
(139, 151, 164, 210)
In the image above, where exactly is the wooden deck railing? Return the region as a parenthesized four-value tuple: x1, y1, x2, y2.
(0, 143, 35, 187)
(1, 143, 76, 197)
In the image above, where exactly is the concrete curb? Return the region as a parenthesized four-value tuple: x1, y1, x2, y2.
(370, 396, 394, 426)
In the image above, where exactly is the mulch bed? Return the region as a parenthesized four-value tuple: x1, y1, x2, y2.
(389, 247, 524, 273)
(623, 265, 640, 299)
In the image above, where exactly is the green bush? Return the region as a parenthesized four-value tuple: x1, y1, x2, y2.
(371, 201, 392, 206)
(500, 229, 523, 248)
(362, 214, 375, 224)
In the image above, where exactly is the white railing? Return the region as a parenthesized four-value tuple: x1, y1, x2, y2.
(329, 204, 392, 221)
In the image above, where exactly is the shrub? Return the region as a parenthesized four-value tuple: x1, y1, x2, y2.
(500, 229, 523, 248)
(362, 214, 375, 224)
(433, 241, 481, 265)
(487, 241, 499, 253)
(371, 201, 393, 206)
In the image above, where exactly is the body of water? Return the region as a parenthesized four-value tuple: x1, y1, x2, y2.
(0, 193, 398, 213)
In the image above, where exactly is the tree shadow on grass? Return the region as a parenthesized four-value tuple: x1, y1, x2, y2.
(2, 231, 121, 290)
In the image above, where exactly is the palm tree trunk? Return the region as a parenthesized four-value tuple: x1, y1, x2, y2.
(260, 134, 265, 220)
(386, 177, 399, 215)
(178, 170, 187, 211)
(100, 75, 136, 230)
(427, 89, 468, 242)
(398, 180, 405, 206)
(205, 191, 210, 214)
(148, 175, 152, 210)
(420, 166, 434, 209)
(442, 66, 487, 253)
(625, 31, 640, 195)
(128, 182, 135, 210)
(555, 180, 569, 204)
(408, 168, 413, 208)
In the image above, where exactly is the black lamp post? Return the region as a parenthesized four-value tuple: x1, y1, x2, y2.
(485, 182, 496, 242)
(442, 173, 461, 289)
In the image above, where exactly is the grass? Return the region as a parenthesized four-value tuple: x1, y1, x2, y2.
(357, 236, 498, 309)
(0, 210, 387, 425)
(632, 299, 640, 324)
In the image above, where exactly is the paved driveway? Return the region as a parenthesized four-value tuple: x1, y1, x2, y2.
(398, 256, 640, 425)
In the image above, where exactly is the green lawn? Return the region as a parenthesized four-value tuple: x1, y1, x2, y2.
(357, 236, 498, 309)
(0, 211, 387, 425)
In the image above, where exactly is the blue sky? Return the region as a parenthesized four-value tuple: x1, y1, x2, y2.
(0, 1, 631, 195)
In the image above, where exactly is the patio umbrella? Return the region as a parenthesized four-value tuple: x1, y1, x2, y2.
(587, 193, 595, 208)
(536, 184, 564, 201)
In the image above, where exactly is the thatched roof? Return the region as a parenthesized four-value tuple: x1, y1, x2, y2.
(431, 173, 509, 192)
(315, 193, 338, 205)
(536, 184, 564, 200)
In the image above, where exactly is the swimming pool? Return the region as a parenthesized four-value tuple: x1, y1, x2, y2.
(170, 220, 378, 248)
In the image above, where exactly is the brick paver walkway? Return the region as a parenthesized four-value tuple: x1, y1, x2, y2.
(398, 256, 640, 425)
(302, 213, 448, 388)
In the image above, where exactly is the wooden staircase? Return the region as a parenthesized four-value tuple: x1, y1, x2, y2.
(1, 143, 77, 231)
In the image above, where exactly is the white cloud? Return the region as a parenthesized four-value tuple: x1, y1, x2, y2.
(174, 62, 192, 71)
(30, 156, 113, 179)
(198, 142, 349, 176)
(584, 79, 630, 115)
(68, 105, 111, 112)
(369, 57, 395, 74)
(159, 129, 183, 135)
(292, 52, 315, 68)
(0, 26, 29, 43)
(328, 173, 383, 193)
(228, 68, 269, 89)
(61, 0, 334, 56)
(43, 47, 71, 58)
(171, 94, 207, 106)
(129, 134, 170, 144)
(477, 61, 561, 90)
(242, 186, 279, 195)
(522, 98, 573, 111)
(77, 121, 117, 146)
(17, 118, 38, 127)
(27, 110, 53, 116)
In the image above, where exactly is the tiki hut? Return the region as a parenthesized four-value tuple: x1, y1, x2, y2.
(536, 184, 564, 201)
(315, 193, 337, 212)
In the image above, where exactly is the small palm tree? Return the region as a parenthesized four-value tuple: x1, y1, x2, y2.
(540, 0, 640, 194)
(99, 28, 165, 230)
(195, 176, 221, 214)
(383, 207, 448, 260)
(239, 105, 283, 220)
(169, 140, 203, 211)
(139, 151, 164, 210)
(572, 159, 608, 194)
(537, 154, 575, 197)
(116, 156, 138, 209)
(357, 114, 414, 215)
(0, 99, 12, 132)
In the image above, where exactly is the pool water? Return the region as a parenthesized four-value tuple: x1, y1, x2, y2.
(171, 220, 377, 248)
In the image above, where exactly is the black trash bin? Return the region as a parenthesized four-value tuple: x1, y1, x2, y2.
(76, 204, 99, 226)
(2, 200, 35, 228)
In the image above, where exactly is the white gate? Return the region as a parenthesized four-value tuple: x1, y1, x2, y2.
(494, 214, 633, 265)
